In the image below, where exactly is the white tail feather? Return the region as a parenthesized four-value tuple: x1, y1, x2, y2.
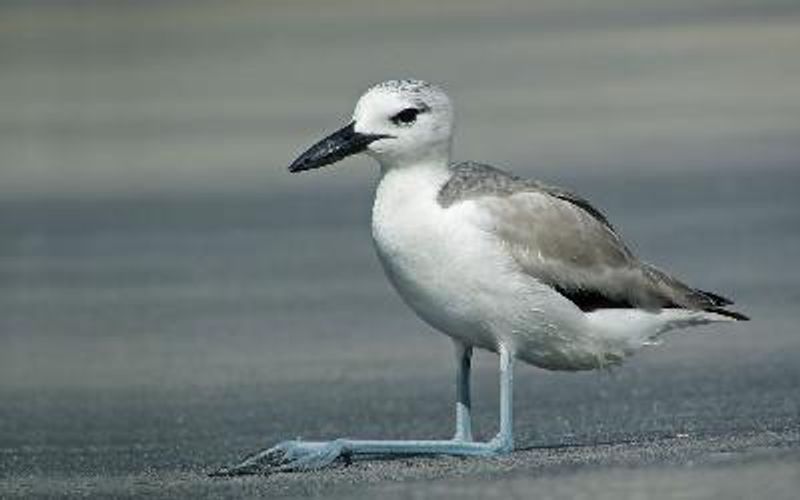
(585, 308, 737, 349)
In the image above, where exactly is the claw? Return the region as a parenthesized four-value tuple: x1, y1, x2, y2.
(210, 440, 346, 477)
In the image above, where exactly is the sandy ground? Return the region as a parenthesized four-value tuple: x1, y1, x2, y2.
(1, 339, 799, 498)
(4, 430, 798, 499)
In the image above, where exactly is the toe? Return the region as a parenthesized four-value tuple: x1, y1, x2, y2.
(277, 441, 344, 471)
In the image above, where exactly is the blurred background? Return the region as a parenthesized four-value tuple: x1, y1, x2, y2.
(2, 0, 799, 199)
(1, 0, 799, 498)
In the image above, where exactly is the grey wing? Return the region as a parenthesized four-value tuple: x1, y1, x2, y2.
(473, 185, 729, 313)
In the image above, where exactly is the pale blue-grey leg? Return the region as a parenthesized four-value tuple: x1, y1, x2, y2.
(491, 343, 514, 452)
(212, 344, 515, 476)
(453, 340, 473, 442)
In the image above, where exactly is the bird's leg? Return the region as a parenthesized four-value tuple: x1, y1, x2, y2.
(211, 344, 516, 476)
(490, 343, 515, 452)
(453, 340, 474, 442)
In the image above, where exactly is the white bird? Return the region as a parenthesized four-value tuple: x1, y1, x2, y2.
(214, 79, 748, 475)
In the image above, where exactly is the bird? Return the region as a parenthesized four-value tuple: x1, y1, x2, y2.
(213, 79, 748, 476)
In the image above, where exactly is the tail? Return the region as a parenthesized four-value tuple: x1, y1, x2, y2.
(585, 286, 749, 364)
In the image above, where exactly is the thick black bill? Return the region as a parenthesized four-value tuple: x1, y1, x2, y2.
(288, 122, 390, 173)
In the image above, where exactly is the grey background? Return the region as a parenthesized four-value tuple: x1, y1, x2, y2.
(1, 0, 799, 498)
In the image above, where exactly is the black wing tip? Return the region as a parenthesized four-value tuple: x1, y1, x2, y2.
(553, 285, 751, 321)
(697, 289, 735, 306)
(695, 289, 748, 320)
(706, 307, 750, 321)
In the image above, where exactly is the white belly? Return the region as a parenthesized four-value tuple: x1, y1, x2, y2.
(370, 165, 615, 370)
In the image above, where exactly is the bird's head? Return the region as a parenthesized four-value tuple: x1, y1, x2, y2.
(288, 80, 454, 173)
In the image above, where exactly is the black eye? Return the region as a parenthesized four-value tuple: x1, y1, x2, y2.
(390, 108, 420, 126)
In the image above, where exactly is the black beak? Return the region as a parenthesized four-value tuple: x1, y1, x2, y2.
(288, 122, 391, 173)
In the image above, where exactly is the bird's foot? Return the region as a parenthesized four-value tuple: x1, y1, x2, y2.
(210, 439, 346, 477)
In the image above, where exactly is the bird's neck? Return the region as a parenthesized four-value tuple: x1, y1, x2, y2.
(378, 158, 451, 190)
(374, 159, 452, 213)
(377, 151, 451, 175)
(375, 140, 452, 178)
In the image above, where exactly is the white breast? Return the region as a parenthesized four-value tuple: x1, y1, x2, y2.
(372, 165, 476, 343)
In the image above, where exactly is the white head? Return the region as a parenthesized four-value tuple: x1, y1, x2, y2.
(289, 80, 454, 173)
(353, 80, 454, 167)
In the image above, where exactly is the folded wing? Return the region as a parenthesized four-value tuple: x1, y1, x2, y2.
(443, 162, 746, 319)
